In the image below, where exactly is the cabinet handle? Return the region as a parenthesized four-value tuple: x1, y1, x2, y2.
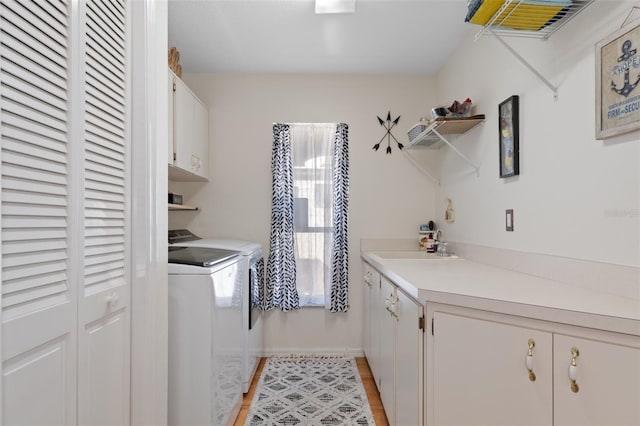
(106, 292, 119, 309)
(364, 272, 372, 287)
(568, 347, 580, 393)
(385, 306, 399, 321)
(525, 338, 536, 382)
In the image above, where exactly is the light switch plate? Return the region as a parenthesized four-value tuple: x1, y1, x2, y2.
(506, 209, 514, 231)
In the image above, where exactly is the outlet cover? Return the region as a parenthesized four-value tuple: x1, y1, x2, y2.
(506, 209, 514, 231)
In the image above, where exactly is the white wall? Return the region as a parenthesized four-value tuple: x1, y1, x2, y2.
(168, 74, 438, 352)
(435, 1, 640, 268)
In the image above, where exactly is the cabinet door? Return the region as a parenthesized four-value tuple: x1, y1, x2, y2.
(363, 264, 380, 382)
(553, 334, 640, 426)
(173, 76, 195, 174)
(192, 98, 209, 179)
(168, 70, 175, 165)
(433, 312, 552, 426)
(394, 288, 423, 426)
(379, 277, 396, 425)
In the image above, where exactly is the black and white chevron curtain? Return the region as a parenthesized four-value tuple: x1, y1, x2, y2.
(329, 123, 349, 313)
(265, 123, 350, 312)
(265, 124, 299, 311)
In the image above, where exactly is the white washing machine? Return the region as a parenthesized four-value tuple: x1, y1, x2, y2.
(168, 246, 246, 426)
(169, 229, 264, 393)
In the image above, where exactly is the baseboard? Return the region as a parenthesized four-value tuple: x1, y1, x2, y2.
(263, 348, 364, 357)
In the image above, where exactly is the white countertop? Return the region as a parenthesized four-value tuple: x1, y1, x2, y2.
(362, 251, 640, 336)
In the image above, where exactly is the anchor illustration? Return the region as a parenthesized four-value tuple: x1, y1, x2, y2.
(611, 39, 640, 97)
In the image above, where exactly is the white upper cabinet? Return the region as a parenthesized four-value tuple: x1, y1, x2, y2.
(168, 69, 208, 181)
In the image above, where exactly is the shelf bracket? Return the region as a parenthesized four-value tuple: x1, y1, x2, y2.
(490, 30, 559, 101)
(403, 149, 440, 185)
(431, 128, 480, 177)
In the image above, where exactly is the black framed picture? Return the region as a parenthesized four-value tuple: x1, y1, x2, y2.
(499, 95, 519, 178)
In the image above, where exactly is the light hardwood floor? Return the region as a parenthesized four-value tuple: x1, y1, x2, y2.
(234, 357, 389, 425)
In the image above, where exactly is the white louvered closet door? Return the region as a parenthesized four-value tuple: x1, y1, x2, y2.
(1, 0, 77, 424)
(77, 0, 130, 425)
(0, 0, 131, 424)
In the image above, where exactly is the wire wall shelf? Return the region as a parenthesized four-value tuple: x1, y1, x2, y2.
(474, 0, 595, 41)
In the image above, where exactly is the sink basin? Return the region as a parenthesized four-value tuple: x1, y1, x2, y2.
(371, 251, 458, 260)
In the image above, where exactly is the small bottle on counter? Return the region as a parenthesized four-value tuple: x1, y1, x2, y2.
(426, 233, 435, 253)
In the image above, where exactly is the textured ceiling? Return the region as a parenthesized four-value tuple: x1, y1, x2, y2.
(168, 0, 473, 75)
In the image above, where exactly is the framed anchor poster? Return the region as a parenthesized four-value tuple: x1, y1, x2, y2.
(596, 20, 640, 139)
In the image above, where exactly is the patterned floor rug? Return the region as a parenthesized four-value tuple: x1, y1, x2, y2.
(245, 356, 375, 425)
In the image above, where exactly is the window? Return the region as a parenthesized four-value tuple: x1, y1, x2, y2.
(290, 124, 336, 307)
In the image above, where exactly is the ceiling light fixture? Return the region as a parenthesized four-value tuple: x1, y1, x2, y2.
(315, 0, 355, 14)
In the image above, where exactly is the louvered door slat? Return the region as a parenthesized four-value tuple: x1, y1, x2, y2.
(3, 150, 67, 175)
(85, 169, 123, 188)
(84, 199, 124, 212)
(84, 188, 124, 203)
(2, 126, 67, 156)
(86, 17, 124, 69)
(87, 74, 124, 109)
(84, 218, 124, 229)
(86, 140, 124, 163)
(84, 250, 123, 265)
(1, 72, 67, 113)
(2, 238, 67, 255)
(1, 216, 67, 229)
(2, 248, 67, 269)
(86, 94, 124, 126)
(30, 0, 69, 28)
(87, 1, 124, 46)
(1, 40, 68, 89)
(86, 81, 124, 116)
(3, 270, 67, 294)
(86, 108, 124, 137)
(86, 126, 124, 154)
(1, 5, 67, 66)
(3, 281, 67, 308)
(93, 0, 124, 31)
(2, 176, 66, 196)
(85, 55, 124, 97)
(84, 179, 123, 195)
(86, 99, 124, 130)
(1, 112, 67, 145)
(1, 98, 67, 133)
(86, 152, 124, 175)
(44, 0, 68, 17)
(1, 59, 67, 102)
(2, 261, 66, 283)
(85, 242, 124, 258)
(3, 203, 66, 217)
(2, 190, 66, 207)
(86, 35, 124, 80)
(15, 0, 68, 37)
(2, 228, 67, 241)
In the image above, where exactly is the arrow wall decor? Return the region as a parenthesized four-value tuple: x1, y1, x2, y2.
(373, 111, 402, 154)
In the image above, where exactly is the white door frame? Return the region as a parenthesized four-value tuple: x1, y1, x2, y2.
(130, 1, 169, 425)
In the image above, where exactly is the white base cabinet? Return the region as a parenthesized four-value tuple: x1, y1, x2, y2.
(363, 262, 424, 426)
(428, 304, 640, 426)
(432, 312, 552, 426)
(553, 333, 640, 426)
